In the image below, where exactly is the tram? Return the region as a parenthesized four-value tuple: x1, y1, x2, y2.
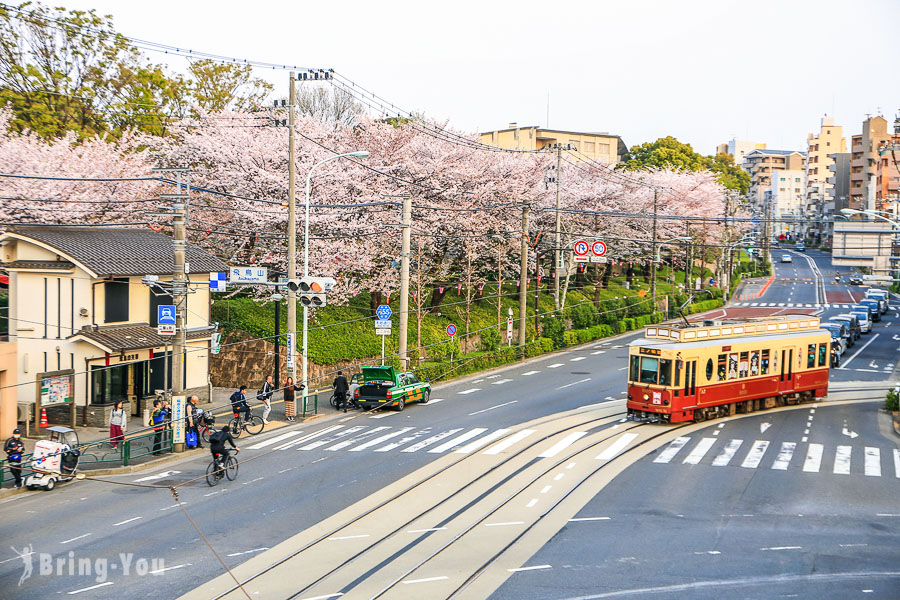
(627, 316, 830, 423)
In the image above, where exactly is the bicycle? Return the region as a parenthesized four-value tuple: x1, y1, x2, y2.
(227, 411, 265, 438)
(330, 391, 357, 411)
(205, 449, 239, 486)
(197, 412, 216, 444)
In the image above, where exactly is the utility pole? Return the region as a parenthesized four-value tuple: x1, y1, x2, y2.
(286, 72, 298, 384)
(685, 222, 692, 290)
(518, 203, 530, 356)
(650, 188, 659, 310)
(554, 144, 562, 310)
(398, 194, 412, 371)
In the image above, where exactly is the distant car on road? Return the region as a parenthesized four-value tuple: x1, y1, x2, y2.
(795, 243, 805, 252)
(848, 273, 863, 285)
(858, 299, 882, 321)
(865, 289, 890, 312)
(821, 322, 852, 349)
(780, 254, 792, 263)
(849, 309, 872, 333)
(829, 314, 861, 340)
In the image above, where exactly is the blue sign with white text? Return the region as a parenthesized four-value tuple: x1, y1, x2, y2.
(158, 305, 176, 325)
(376, 304, 392, 320)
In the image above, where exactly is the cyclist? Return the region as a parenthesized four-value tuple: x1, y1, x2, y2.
(333, 371, 350, 413)
(229, 385, 252, 422)
(209, 425, 239, 470)
(834, 275, 841, 284)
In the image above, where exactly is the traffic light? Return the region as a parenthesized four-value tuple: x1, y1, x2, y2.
(287, 277, 336, 307)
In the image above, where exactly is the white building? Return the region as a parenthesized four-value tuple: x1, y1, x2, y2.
(769, 169, 807, 239)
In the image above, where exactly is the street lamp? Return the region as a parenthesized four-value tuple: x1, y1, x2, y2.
(298, 150, 369, 410)
(654, 237, 692, 263)
(841, 208, 900, 226)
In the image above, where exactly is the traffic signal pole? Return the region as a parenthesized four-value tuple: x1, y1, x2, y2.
(286, 72, 298, 385)
(398, 195, 412, 371)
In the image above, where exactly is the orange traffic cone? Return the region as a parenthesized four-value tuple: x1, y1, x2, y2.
(40, 408, 49, 427)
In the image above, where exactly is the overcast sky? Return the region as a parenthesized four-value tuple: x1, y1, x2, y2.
(51, 0, 900, 156)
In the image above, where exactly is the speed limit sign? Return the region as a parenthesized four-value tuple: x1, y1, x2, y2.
(573, 240, 589, 263)
(590, 240, 607, 263)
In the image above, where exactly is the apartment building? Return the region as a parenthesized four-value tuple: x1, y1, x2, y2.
(826, 152, 851, 244)
(479, 124, 628, 164)
(875, 116, 900, 211)
(849, 115, 889, 212)
(804, 117, 846, 243)
(769, 169, 807, 239)
(744, 149, 806, 210)
(716, 139, 766, 166)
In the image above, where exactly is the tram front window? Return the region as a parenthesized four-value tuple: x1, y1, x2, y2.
(659, 359, 672, 386)
(639, 357, 659, 384)
(630, 356, 640, 382)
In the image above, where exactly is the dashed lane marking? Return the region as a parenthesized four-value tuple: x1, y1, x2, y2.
(547, 363, 564, 369)
(484, 429, 536, 455)
(508, 565, 552, 572)
(458, 388, 481, 395)
(455, 429, 510, 454)
(428, 428, 488, 453)
(568, 516, 611, 522)
(522, 370, 540, 376)
(402, 429, 463, 453)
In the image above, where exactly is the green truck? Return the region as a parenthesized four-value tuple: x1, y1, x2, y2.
(353, 366, 431, 411)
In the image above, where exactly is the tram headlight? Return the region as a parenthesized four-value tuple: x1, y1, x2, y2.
(642, 393, 649, 401)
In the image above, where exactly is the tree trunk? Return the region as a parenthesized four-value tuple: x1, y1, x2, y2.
(642, 259, 651, 283)
(601, 261, 612, 289)
(429, 285, 448, 312)
(370, 291, 383, 316)
(626, 264, 635, 287)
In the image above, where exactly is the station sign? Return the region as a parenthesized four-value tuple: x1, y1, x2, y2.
(229, 266, 268, 283)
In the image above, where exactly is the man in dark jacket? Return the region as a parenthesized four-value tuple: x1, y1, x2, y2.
(187, 396, 204, 449)
(4, 428, 26, 488)
(333, 371, 350, 413)
(150, 399, 166, 455)
(259, 375, 275, 424)
(209, 426, 239, 473)
(230, 386, 251, 422)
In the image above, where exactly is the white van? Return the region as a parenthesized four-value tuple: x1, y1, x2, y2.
(865, 289, 890, 312)
(850, 309, 872, 333)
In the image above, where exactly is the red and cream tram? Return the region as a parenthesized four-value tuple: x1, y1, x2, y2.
(627, 316, 830, 423)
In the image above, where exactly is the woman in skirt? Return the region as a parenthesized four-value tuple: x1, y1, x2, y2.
(109, 400, 126, 447)
(284, 376, 296, 421)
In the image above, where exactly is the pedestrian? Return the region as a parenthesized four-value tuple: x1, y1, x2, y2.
(259, 375, 274, 424)
(161, 398, 172, 449)
(230, 386, 252, 422)
(283, 377, 296, 421)
(150, 399, 165, 455)
(187, 396, 204, 449)
(109, 400, 126, 449)
(4, 428, 26, 488)
(333, 370, 350, 413)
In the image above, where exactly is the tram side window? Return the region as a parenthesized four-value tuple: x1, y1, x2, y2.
(717, 354, 726, 381)
(739, 352, 749, 378)
(818, 343, 827, 367)
(630, 356, 640, 382)
(807, 344, 816, 368)
(728, 353, 738, 380)
(705, 358, 713, 381)
(639, 357, 659, 384)
(659, 359, 672, 386)
(749, 351, 760, 376)
(761, 349, 770, 375)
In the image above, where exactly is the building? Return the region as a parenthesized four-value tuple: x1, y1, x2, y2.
(0, 226, 228, 438)
(832, 221, 896, 276)
(875, 115, 900, 212)
(716, 139, 766, 165)
(804, 117, 846, 243)
(744, 149, 806, 210)
(479, 124, 627, 164)
(826, 152, 851, 244)
(849, 115, 890, 212)
(768, 169, 807, 239)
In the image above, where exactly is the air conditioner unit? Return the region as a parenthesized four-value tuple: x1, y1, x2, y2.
(17, 403, 33, 422)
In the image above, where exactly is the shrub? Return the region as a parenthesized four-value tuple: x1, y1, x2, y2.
(479, 327, 501, 352)
(430, 338, 460, 360)
(886, 388, 899, 412)
(563, 331, 578, 347)
(566, 303, 597, 329)
(541, 314, 566, 348)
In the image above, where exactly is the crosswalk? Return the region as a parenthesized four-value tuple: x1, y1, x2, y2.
(733, 302, 870, 310)
(654, 435, 900, 478)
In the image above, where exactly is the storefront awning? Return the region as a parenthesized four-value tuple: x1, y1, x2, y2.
(68, 324, 214, 354)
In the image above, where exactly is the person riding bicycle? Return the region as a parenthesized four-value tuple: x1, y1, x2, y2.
(229, 385, 252, 422)
(333, 371, 350, 413)
(834, 275, 841, 284)
(209, 425, 239, 468)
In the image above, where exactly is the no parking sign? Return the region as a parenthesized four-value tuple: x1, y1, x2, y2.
(446, 324, 457, 337)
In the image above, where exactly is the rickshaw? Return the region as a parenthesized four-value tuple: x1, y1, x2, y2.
(24, 426, 81, 491)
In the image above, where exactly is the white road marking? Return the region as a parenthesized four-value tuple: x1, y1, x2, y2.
(591, 350, 606, 355)
(566, 462, 577, 469)
(568, 516, 610, 522)
(547, 363, 564, 369)
(540, 485, 552, 494)
(486, 375, 501, 379)
(617, 366, 628, 371)
(458, 388, 481, 395)
(570, 356, 587, 362)
(469, 400, 517, 416)
(339, 416, 355, 422)
(801, 436, 808, 443)
(491, 378, 513, 385)
(839, 544, 868, 547)
(654, 437, 691, 463)
(484, 429, 536, 455)
(598, 433, 640, 461)
(204, 489, 227, 497)
(760, 422, 771, 433)
(424, 398, 445, 404)
(839, 333, 880, 368)
(803, 444, 824, 472)
(328, 534, 370, 540)
(326, 427, 390, 451)
(60, 533, 91, 544)
(0, 551, 34, 565)
(247, 430, 305, 449)
(771, 442, 797, 470)
(369, 412, 397, 419)
(522, 370, 540, 376)
(605, 396, 615, 400)
(694, 550, 722, 555)
(226, 548, 268, 557)
(160, 503, 185, 511)
(300, 426, 366, 450)
(894, 449, 900, 478)
(428, 428, 489, 453)
(741, 440, 770, 469)
(134, 470, 181, 483)
(713, 440, 744, 467)
(508, 564, 552, 572)
(112, 516, 142, 527)
(301, 595, 343, 600)
(67, 582, 114, 595)
(455, 429, 510, 453)
(682, 438, 717, 465)
(864, 447, 881, 477)
(407, 527, 447, 533)
(539, 432, 588, 458)
(376, 430, 431, 453)
(485, 521, 525, 527)
(277, 425, 345, 450)
(402, 429, 463, 453)
(557, 377, 591, 390)
(402, 576, 448, 585)
(834, 445, 852, 474)
(554, 473, 565, 481)
(472, 379, 484, 383)
(350, 428, 414, 452)
(526, 498, 539, 508)
(761, 546, 802, 551)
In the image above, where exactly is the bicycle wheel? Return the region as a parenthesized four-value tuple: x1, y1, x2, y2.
(228, 418, 243, 438)
(205, 461, 219, 487)
(224, 456, 239, 481)
(329, 393, 339, 409)
(245, 416, 265, 435)
(200, 426, 210, 444)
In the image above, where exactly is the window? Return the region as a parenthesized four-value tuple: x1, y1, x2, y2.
(659, 359, 672, 386)
(630, 355, 640, 382)
(780, 177, 786, 182)
(597, 142, 610, 154)
(706, 358, 714, 381)
(761, 349, 770, 374)
(795, 177, 801, 182)
(818, 343, 827, 367)
(749, 351, 759, 376)
(91, 364, 129, 405)
(728, 353, 738, 379)
(716, 355, 726, 381)
(739, 352, 749, 377)
(104, 278, 129, 323)
(583, 141, 595, 153)
(807, 344, 816, 368)
(639, 357, 659, 385)
(407, 373, 419, 384)
(149, 290, 174, 327)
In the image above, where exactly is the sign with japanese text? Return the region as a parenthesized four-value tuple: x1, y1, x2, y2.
(229, 266, 268, 283)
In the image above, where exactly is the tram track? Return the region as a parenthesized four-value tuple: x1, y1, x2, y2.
(206, 405, 631, 600)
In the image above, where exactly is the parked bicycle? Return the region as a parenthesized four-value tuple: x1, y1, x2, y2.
(206, 448, 239, 486)
(197, 411, 217, 444)
(329, 392, 358, 411)
(227, 411, 265, 437)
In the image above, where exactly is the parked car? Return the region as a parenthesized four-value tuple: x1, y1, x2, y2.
(848, 273, 863, 285)
(864, 289, 889, 313)
(781, 254, 793, 263)
(858, 299, 882, 322)
(821, 322, 852, 348)
(829, 314, 861, 340)
(353, 366, 431, 411)
(850, 309, 872, 333)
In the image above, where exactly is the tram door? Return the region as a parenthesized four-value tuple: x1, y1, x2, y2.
(682, 359, 698, 402)
(779, 348, 794, 391)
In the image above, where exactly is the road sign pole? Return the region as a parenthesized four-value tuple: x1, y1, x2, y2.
(381, 334, 385, 366)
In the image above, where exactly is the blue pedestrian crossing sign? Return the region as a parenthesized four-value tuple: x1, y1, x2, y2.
(376, 304, 392, 320)
(210, 272, 227, 292)
(158, 305, 176, 326)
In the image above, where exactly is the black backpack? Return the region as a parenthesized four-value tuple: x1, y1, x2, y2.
(209, 430, 228, 445)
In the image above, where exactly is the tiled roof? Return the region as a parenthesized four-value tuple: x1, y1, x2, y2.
(746, 149, 805, 156)
(68, 324, 214, 352)
(3, 226, 228, 277)
(3, 260, 75, 270)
